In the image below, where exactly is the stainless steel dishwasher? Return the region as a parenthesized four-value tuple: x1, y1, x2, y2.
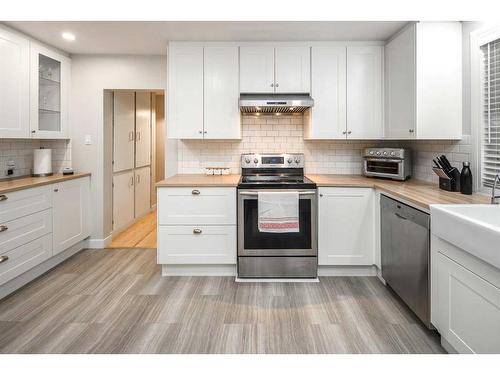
(381, 195, 431, 327)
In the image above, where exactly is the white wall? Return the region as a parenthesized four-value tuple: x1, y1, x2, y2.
(70, 54, 176, 243)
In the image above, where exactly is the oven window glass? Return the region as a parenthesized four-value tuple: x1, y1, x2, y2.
(366, 160, 400, 175)
(243, 198, 312, 249)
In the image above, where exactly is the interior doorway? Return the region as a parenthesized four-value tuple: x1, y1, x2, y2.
(106, 90, 165, 249)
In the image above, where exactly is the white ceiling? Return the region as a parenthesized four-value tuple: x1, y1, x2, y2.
(5, 21, 408, 55)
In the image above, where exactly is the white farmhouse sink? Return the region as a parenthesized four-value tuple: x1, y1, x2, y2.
(431, 204, 500, 269)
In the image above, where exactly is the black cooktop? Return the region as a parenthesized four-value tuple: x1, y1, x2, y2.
(238, 175, 316, 189)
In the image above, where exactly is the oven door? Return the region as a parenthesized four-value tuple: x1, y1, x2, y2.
(364, 158, 404, 179)
(237, 189, 317, 257)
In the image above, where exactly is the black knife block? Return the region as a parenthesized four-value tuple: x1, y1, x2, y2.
(433, 167, 461, 192)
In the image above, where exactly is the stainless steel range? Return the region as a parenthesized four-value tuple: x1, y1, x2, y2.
(237, 153, 318, 279)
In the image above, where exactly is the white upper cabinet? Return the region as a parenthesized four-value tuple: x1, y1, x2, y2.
(167, 45, 204, 139)
(135, 92, 151, 167)
(385, 25, 416, 139)
(305, 46, 347, 139)
(30, 43, 70, 139)
(385, 22, 462, 140)
(239, 46, 275, 93)
(204, 46, 241, 139)
(274, 46, 311, 93)
(0, 27, 30, 138)
(346, 46, 384, 139)
(168, 44, 241, 140)
(239, 45, 311, 93)
(113, 91, 135, 173)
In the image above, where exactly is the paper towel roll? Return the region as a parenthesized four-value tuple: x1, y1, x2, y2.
(33, 148, 53, 176)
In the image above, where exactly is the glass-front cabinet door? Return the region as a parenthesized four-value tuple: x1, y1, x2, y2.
(30, 43, 70, 139)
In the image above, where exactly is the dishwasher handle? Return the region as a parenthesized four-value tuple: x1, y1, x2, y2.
(394, 212, 408, 220)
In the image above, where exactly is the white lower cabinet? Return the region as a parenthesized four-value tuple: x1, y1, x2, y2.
(158, 187, 236, 225)
(0, 175, 90, 290)
(432, 236, 500, 353)
(157, 186, 237, 266)
(0, 209, 52, 253)
(158, 225, 236, 264)
(52, 176, 90, 255)
(113, 171, 135, 232)
(0, 234, 52, 286)
(134, 166, 151, 219)
(318, 187, 375, 265)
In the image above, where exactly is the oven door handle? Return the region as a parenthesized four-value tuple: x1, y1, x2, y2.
(239, 191, 316, 196)
(364, 158, 403, 163)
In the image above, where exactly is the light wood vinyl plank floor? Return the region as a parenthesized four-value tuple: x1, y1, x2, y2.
(109, 211, 157, 249)
(0, 248, 445, 354)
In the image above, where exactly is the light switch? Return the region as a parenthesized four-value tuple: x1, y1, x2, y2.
(84, 135, 92, 145)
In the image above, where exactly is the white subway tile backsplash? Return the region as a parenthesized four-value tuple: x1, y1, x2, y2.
(0, 139, 71, 179)
(177, 114, 472, 183)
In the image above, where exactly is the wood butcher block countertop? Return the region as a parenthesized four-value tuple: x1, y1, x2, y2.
(307, 174, 490, 210)
(156, 174, 241, 187)
(0, 173, 91, 195)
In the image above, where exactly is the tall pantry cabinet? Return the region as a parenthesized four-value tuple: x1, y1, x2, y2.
(112, 91, 152, 233)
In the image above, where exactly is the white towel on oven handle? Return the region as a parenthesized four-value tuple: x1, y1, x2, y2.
(257, 191, 299, 233)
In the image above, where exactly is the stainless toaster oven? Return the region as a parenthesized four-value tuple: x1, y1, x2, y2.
(363, 148, 411, 181)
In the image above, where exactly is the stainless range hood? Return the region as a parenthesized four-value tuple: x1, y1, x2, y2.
(239, 94, 314, 114)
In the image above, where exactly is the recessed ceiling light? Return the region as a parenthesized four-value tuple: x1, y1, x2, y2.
(62, 32, 76, 41)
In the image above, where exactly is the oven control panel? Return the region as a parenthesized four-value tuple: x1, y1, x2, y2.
(241, 153, 305, 168)
(363, 148, 408, 159)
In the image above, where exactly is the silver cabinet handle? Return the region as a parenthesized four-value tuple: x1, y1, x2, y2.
(270, 83, 274, 87)
(192, 189, 200, 195)
(409, 129, 414, 133)
(347, 130, 352, 134)
(0, 256, 9, 264)
(275, 83, 279, 88)
(136, 174, 141, 184)
(204, 131, 207, 134)
(342, 131, 347, 135)
(319, 194, 323, 197)
(128, 131, 134, 141)
(54, 188, 59, 192)
(193, 228, 202, 234)
(130, 176, 134, 187)
(136, 131, 141, 141)
(0, 225, 8, 233)
(0, 195, 7, 202)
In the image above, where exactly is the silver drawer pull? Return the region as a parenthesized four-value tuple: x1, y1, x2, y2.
(0, 195, 7, 202)
(191, 189, 200, 195)
(0, 256, 9, 264)
(193, 228, 202, 234)
(0, 225, 8, 233)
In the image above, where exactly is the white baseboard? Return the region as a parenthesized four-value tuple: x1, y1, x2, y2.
(86, 234, 112, 249)
(161, 264, 236, 276)
(318, 265, 378, 277)
(0, 239, 87, 300)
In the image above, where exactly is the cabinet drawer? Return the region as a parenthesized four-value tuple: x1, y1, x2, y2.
(158, 225, 236, 264)
(0, 185, 52, 223)
(158, 187, 236, 225)
(0, 209, 52, 254)
(0, 234, 52, 286)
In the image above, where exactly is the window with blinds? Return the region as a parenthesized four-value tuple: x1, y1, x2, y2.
(481, 38, 500, 188)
